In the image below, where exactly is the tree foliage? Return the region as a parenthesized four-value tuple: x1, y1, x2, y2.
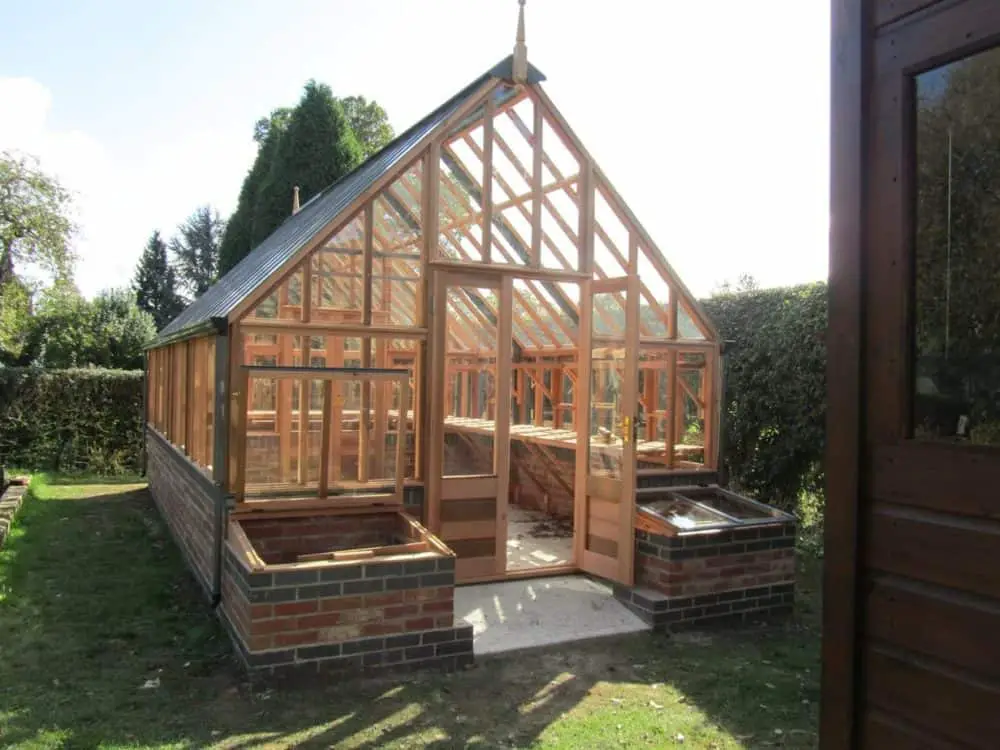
(170, 205, 224, 298)
(0, 278, 33, 365)
(0, 151, 75, 287)
(217, 84, 392, 275)
(20, 283, 154, 369)
(341, 95, 394, 159)
(251, 81, 363, 248)
(134, 230, 184, 330)
(218, 108, 291, 275)
(702, 283, 827, 511)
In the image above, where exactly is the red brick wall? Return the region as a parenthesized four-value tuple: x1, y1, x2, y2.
(220, 536, 471, 675)
(619, 521, 797, 629)
(146, 430, 216, 595)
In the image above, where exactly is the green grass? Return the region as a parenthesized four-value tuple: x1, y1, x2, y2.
(0, 476, 821, 749)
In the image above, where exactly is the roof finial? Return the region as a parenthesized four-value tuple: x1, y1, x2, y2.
(512, 0, 528, 83)
(292, 185, 301, 215)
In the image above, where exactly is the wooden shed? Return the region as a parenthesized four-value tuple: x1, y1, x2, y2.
(825, 1, 1000, 746)
(143, 12, 795, 677)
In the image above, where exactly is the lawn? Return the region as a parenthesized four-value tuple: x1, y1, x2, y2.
(0, 476, 821, 749)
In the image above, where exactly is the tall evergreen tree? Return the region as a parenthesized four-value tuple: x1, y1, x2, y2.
(251, 81, 364, 248)
(218, 108, 290, 275)
(170, 205, 224, 298)
(133, 231, 183, 330)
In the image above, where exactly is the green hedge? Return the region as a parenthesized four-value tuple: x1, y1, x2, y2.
(702, 283, 827, 512)
(0, 368, 144, 475)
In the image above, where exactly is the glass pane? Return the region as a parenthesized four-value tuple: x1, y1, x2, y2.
(915, 48, 1000, 445)
(589, 291, 626, 479)
(443, 286, 497, 476)
(642, 496, 731, 530)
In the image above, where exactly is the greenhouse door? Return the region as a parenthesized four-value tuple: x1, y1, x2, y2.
(575, 275, 637, 586)
(427, 271, 513, 583)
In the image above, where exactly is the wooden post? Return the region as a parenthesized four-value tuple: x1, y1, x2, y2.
(702, 346, 716, 469)
(574, 159, 595, 565)
(360, 201, 374, 483)
(395, 375, 410, 502)
(415, 144, 440, 486)
(553, 366, 564, 428)
(531, 98, 543, 266)
(231, 366, 249, 503)
(666, 293, 679, 467)
(534, 364, 544, 426)
(495, 276, 514, 574)
(331, 338, 344, 481)
(373, 339, 388, 478)
(319, 380, 333, 498)
(298, 259, 313, 484)
(482, 93, 495, 263)
(278, 333, 293, 481)
(427, 271, 447, 532)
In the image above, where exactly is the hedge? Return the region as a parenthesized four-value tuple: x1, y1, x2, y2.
(0, 368, 144, 475)
(702, 283, 827, 512)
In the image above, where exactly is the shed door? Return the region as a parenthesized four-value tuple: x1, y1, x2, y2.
(827, 3, 1000, 748)
(575, 276, 638, 585)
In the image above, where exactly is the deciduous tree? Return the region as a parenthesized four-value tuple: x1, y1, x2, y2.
(0, 151, 75, 288)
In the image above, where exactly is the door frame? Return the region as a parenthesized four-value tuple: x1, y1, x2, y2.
(426, 269, 513, 581)
(575, 272, 640, 586)
(824, 2, 1000, 746)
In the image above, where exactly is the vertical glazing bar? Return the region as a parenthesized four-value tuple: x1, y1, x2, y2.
(212, 333, 229, 486)
(531, 97, 543, 266)
(482, 93, 495, 262)
(232, 367, 249, 503)
(319, 379, 333, 499)
(395, 375, 409, 502)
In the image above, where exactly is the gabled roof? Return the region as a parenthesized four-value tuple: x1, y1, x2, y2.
(155, 56, 546, 345)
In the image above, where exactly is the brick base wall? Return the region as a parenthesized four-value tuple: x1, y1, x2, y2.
(146, 429, 217, 596)
(220, 513, 472, 678)
(615, 519, 797, 631)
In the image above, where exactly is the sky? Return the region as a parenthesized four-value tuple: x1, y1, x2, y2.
(0, 0, 830, 300)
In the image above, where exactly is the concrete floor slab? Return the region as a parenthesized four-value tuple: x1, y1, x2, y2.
(455, 575, 651, 655)
(506, 506, 573, 571)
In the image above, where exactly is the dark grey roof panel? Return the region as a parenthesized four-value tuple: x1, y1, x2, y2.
(155, 55, 546, 344)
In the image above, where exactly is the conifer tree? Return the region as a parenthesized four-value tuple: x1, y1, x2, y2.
(217, 108, 290, 275)
(250, 81, 363, 247)
(171, 205, 224, 298)
(133, 230, 183, 330)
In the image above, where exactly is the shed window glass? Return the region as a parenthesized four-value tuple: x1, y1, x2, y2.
(913, 47, 1000, 446)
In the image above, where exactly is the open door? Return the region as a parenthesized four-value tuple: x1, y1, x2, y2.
(427, 271, 512, 583)
(575, 275, 638, 585)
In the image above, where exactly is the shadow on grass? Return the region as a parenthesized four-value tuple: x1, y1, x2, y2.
(0, 482, 820, 749)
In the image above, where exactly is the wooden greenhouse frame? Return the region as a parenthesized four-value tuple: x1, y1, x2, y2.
(145, 50, 721, 588)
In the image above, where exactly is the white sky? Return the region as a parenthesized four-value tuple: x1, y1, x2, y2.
(0, 1, 829, 299)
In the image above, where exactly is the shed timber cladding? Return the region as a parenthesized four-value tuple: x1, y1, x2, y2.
(155, 56, 546, 344)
